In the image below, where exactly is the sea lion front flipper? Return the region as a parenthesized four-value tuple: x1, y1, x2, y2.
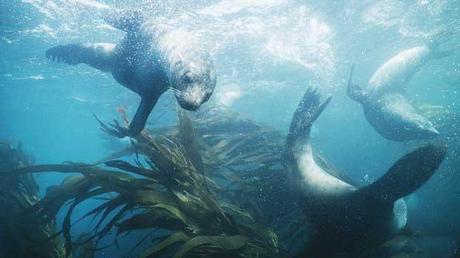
(105, 10, 143, 32)
(128, 95, 159, 136)
(357, 143, 447, 203)
(46, 43, 115, 72)
(46, 44, 86, 65)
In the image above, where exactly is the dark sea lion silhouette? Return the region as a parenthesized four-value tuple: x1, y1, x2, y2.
(46, 11, 216, 136)
(347, 33, 454, 141)
(285, 88, 447, 257)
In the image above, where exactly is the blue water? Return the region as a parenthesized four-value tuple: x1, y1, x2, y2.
(1, 0, 460, 257)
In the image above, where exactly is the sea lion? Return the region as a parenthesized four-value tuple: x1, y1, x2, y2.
(285, 88, 447, 257)
(347, 33, 454, 141)
(45, 11, 216, 137)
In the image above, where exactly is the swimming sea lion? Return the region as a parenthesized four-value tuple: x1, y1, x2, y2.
(285, 88, 447, 256)
(45, 11, 216, 137)
(347, 32, 454, 141)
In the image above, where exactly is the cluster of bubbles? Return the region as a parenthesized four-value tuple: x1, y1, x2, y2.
(2, 0, 458, 120)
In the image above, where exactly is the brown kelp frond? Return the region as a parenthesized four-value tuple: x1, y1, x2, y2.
(141, 231, 190, 257)
(173, 235, 249, 258)
(73, 233, 96, 258)
(0, 109, 282, 257)
(102, 106, 284, 181)
(0, 142, 65, 258)
(177, 109, 205, 175)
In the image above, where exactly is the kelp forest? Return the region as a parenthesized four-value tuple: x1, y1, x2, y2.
(1, 96, 459, 258)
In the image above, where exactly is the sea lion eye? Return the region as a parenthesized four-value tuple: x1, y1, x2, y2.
(183, 72, 193, 83)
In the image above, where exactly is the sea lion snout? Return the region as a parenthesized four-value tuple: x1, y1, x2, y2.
(424, 125, 440, 136)
(175, 83, 213, 111)
(415, 120, 440, 138)
(173, 68, 216, 110)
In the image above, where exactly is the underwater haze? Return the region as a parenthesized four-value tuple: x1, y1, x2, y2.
(1, 0, 460, 257)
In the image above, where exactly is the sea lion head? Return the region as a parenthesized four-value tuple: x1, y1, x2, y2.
(172, 57, 216, 111)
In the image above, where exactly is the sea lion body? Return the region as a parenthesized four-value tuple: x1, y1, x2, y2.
(285, 88, 446, 256)
(363, 93, 439, 141)
(367, 46, 431, 96)
(46, 12, 216, 136)
(348, 41, 453, 141)
(111, 32, 169, 97)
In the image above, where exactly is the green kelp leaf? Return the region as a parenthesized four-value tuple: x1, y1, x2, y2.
(142, 232, 190, 258)
(73, 233, 96, 258)
(104, 160, 159, 179)
(83, 169, 141, 191)
(97, 146, 136, 163)
(172, 191, 212, 217)
(177, 110, 205, 174)
(39, 175, 93, 219)
(262, 230, 279, 249)
(94, 204, 132, 242)
(75, 194, 130, 236)
(153, 203, 194, 227)
(174, 235, 249, 258)
(0, 163, 99, 177)
(221, 203, 255, 225)
(63, 187, 108, 258)
(132, 190, 174, 207)
(116, 210, 186, 235)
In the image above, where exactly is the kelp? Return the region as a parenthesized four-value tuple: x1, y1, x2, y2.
(177, 108, 306, 249)
(100, 107, 304, 252)
(73, 233, 96, 258)
(1, 110, 281, 258)
(0, 142, 65, 258)
(152, 108, 295, 228)
(0, 104, 441, 257)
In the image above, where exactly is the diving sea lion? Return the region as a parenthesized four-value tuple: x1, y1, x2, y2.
(347, 33, 454, 141)
(45, 11, 216, 137)
(285, 88, 447, 257)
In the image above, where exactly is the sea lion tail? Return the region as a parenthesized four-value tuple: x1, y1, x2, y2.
(105, 10, 143, 32)
(347, 64, 367, 103)
(357, 143, 447, 204)
(286, 87, 331, 152)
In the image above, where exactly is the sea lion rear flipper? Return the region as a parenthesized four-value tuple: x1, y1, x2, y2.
(357, 143, 447, 203)
(286, 87, 331, 151)
(128, 96, 158, 136)
(105, 10, 144, 32)
(347, 64, 367, 103)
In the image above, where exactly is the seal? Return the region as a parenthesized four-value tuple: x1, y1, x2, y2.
(347, 32, 454, 141)
(285, 88, 447, 256)
(45, 11, 216, 137)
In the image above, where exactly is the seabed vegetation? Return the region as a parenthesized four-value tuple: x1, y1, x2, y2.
(0, 142, 65, 258)
(1, 102, 458, 258)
